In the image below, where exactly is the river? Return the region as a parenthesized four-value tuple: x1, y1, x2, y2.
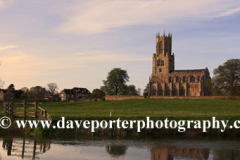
(0, 135, 239, 160)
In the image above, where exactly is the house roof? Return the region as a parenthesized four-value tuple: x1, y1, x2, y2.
(63, 89, 72, 95)
(61, 88, 91, 95)
(170, 69, 205, 73)
(72, 87, 91, 94)
(0, 89, 7, 94)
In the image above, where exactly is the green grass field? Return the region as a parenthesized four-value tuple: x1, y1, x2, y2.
(41, 99, 240, 122)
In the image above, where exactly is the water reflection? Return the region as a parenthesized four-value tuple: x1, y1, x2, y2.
(212, 150, 240, 160)
(2, 138, 51, 159)
(1, 136, 240, 160)
(151, 148, 210, 160)
(106, 145, 128, 157)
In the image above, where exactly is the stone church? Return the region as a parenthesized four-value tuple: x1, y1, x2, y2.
(148, 31, 211, 97)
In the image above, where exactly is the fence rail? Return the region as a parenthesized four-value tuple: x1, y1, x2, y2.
(3, 101, 51, 122)
(37, 106, 52, 122)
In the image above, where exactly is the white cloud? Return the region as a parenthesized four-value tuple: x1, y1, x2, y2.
(57, 0, 240, 35)
(0, 50, 151, 90)
(217, 7, 240, 17)
(0, 52, 75, 78)
(76, 51, 151, 62)
(0, 50, 149, 79)
(0, 0, 13, 10)
(0, 45, 16, 51)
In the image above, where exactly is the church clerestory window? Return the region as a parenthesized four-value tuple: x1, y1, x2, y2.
(190, 76, 195, 82)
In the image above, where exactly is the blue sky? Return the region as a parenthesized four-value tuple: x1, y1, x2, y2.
(0, 0, 240, 93)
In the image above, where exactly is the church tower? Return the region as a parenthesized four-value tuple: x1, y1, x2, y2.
(149, 30, 211, 97)
(152, 31, 175, 75)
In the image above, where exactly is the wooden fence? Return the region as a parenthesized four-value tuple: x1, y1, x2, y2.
(2, 138, 51, 159)
(3, 101, 51, 122)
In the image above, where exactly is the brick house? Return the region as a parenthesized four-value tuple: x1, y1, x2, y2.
(0, 89, 7, 101)
(38, 91, 52, 100)
(59, 87, 91, 101)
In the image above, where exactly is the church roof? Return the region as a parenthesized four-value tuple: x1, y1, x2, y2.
(72, 87, 91, 94)
(170, 69, 205, 73)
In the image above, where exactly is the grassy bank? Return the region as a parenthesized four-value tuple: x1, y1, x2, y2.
(1, 98, 240, 136)
(41, 98, 240, 122)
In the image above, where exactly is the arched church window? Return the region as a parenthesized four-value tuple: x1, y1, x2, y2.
(161, 60, 164, 66)
(180, 85, 185, 96)
(165, 85, 170, 96)
(190, 76, 195, 82)
(159, 41, 162, 46)
(165, 41, 168, 47)
(201, 76, 204, 83)
(157, 59, 160, 66)
(176, 76, 181, 83)
(169, 76, 173, 83)
(151, 86, 156, 96)
(183, 76, 187, 82)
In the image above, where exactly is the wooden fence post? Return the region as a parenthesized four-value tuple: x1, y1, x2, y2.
(5, 103, 9, 114)
(7, 103, 9, 114)
(8, 103, 11, 117)
(41, 110, 43, 120)
(4, 102, 7, 114)
(44, 111, 47, 120)
(23, 100, 26, 120)
(34, 101, 37, 119)
(32, 141, 36, 159)
(43, 143, 46, 153)
(10, 103, 13, 119)
(22, 138, 25, 158)
(7, 139, 13, 155)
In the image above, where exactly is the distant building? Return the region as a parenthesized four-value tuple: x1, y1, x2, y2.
(0, 89, 7, 101)
(38, 91, 52, 100)
(148, 31, 211, 97)
(59, 87, 91, 101)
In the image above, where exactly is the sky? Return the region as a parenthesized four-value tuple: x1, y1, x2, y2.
(0, 0, 240, 94)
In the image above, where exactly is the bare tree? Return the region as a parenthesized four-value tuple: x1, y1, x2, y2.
(47, 83, 58, 95)
(0, 79, 4, 89)
(21, 87, 29, 93)
(0, 61, 4, 89)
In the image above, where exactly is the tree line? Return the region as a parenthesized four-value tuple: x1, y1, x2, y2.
(99, 58, 240, 97)
(0, 58, 240, 101)
(3, 83, 59, 101)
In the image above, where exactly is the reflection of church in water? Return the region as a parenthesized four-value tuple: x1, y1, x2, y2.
(2, 138, 240, 160)
(2, 138, 51, 159)
(151, 147, 210, 160)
